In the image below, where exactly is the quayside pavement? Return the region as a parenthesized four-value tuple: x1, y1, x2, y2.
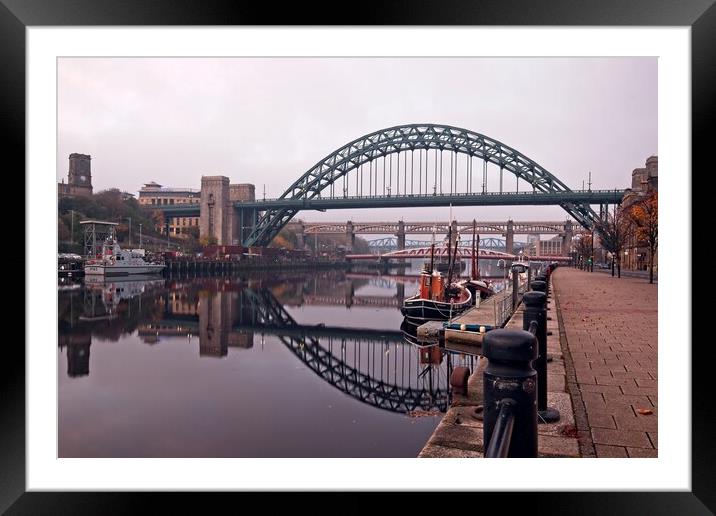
(552, 267, 658, 458)
(418, 266, 657, 458)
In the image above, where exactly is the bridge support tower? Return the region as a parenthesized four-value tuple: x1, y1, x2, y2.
(562, 220, 573, 256)
(295, 222, 305, 249)
(200, 176, 231, 245)
(396, 220, 406, 251)
(346, 221, 356, 251)
(229, 183, 256, 246)
(504, 219, 514, 254)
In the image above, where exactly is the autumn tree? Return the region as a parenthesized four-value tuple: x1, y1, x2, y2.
(151, 209, 165, 234)
(629, 191, 658, 284)
(572, 230, 593, 270)
(199, 235, 218, 247)
(595, 205, 632, 278)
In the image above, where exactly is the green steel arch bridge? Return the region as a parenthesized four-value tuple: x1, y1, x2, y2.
(156, 124, 626, 246)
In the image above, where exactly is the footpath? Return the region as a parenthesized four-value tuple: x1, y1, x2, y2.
(418, 266, 657, 458)
(552, 268, 658, 457)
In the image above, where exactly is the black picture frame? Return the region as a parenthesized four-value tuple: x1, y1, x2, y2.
(4, 0, 710, 513)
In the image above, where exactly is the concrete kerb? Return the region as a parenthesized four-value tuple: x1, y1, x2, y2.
(418, 272, 581, 458)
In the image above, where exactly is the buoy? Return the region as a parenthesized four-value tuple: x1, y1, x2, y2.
(479, 325, 486, 333)
(460, 323, 466, 331)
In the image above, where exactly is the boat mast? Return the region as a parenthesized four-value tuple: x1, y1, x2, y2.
(476, 233, 480, 279)
(429, 225, 435, 275)
(447, 230, 459, 289)
(445, 225, 453, 293)
(471, 219, 478, 280)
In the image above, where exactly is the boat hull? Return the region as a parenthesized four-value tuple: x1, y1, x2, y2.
(84, 264, 165, 276)
(400, 296, 472, 323)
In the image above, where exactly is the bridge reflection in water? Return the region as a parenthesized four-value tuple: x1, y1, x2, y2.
(60, 273, 478, 415)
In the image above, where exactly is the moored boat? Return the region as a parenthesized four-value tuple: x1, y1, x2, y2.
(84, 238, 165, 276)
(400, 268, 472, 324)
(401, 222, 472, 324)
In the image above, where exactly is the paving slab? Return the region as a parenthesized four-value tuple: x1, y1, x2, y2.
(552, 267, 658, 457)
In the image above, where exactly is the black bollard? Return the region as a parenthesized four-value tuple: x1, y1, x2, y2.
(535, 274, 549, 297)
(523, 291, 560, 423)
(483, 329, 538, 458)
(531, 279, 547, 294)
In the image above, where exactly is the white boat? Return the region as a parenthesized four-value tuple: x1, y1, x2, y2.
(84, 238, 165, 276)
(508, 256, 529, 285)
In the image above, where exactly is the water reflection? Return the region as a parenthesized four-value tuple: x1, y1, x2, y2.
(58, 269, 482, 415)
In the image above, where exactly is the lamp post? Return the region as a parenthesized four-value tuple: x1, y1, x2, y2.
(126, 217, 132, 247)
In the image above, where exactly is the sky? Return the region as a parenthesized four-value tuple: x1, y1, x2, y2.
(57, 57, 657, 227)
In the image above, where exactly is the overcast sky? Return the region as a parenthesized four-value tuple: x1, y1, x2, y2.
(58, 57, 656, 227)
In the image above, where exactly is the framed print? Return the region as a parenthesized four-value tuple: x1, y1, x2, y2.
(5, 0, 712, 512)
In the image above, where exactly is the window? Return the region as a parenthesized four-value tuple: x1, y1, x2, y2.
(170, 199, 175, 205)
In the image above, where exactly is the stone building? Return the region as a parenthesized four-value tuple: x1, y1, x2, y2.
(137, 176, 256, 244)
(199, 176, 255, 245)
(58, 153, 93, 198)
(621, 155, 658, 271)
(138, 182, 201, 238)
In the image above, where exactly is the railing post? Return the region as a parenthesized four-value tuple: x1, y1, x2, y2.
(523, 291, 560, 423)
(511, 264, 519, 311)
(527, 264, 532, 290)
(483, 329, 538, 458)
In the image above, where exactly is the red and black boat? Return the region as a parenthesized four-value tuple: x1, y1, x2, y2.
(401, 226, 472, 325)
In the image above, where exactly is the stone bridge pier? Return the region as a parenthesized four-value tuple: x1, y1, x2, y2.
(504, 219, 514, 254)
(395, 220, 406, 251)
(562, 219, 573, 255)
(294, 222, 305, 249)
(346, 221, 356, 251)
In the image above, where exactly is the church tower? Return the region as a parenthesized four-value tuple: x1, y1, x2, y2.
(59, 153, 93, 197)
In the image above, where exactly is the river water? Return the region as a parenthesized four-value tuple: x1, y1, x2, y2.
(58, 260, 510, 457)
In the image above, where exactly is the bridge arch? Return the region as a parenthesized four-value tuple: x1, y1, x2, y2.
(246, 123, 598, 246)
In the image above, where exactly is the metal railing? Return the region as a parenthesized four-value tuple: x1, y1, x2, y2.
(483, 265, 563, 458)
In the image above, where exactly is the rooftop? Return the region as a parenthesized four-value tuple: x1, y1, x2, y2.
(79, 220, 119, 226)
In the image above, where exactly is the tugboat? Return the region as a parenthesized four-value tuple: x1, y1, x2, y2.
(84, 237, 165, 276)
(401, 226, 472, 325)
(459, 220, 495, 302)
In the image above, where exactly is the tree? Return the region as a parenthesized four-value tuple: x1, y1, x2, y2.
(58, 218, 70, 242)
(595, 205, 632, 278)
(573, 231, 593, 271)
(629, 191, 658, 284)
(269, 227, 297, 249)
(199, 235, 218, 247)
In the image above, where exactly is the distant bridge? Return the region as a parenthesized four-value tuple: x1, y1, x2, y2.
(367, 236, 529, 253)
(288, 218, 575, 254)
(292, 220, 570, 235)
